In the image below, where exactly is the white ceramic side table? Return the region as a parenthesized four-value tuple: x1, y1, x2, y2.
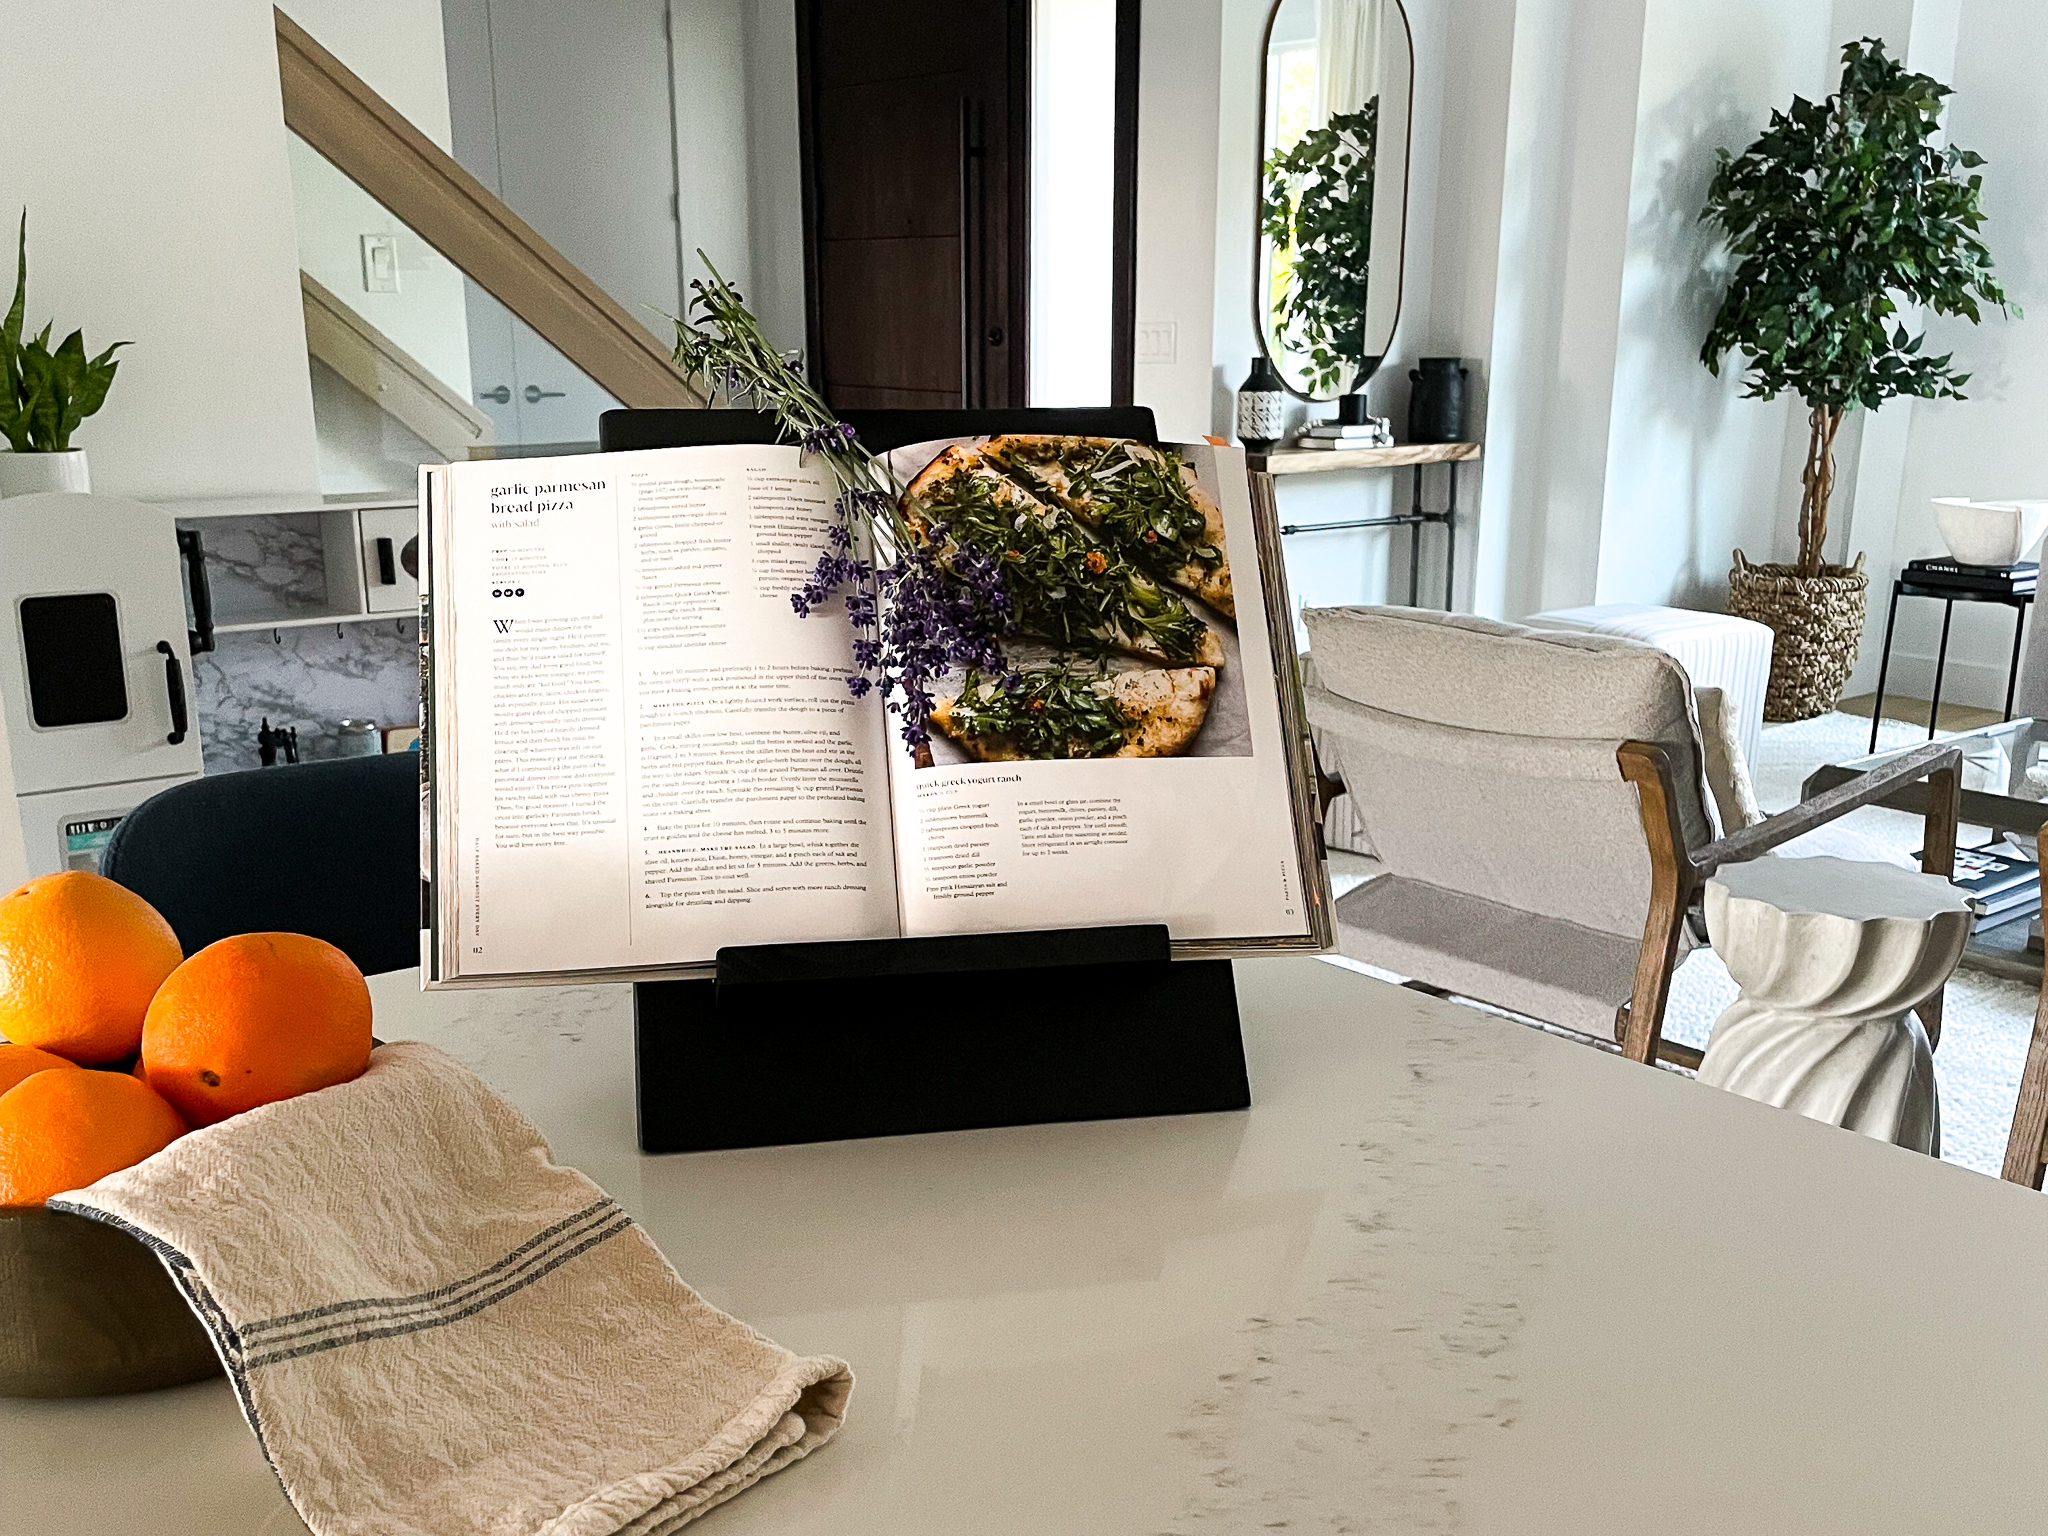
(1697, 855, 1974, 1155)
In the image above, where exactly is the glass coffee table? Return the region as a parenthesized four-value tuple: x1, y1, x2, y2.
(1804, 716, 2048, 981)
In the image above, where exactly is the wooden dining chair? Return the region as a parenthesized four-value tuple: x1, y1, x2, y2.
(2002, 826, 2048, 1186)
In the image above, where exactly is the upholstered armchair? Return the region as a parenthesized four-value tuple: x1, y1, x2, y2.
(1304, 606, 1963, 1068)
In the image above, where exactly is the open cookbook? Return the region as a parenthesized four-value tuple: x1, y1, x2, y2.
(419, 426, 1333, 985)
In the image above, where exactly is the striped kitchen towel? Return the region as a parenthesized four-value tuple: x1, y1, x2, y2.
(50, 1041, 851, 1536)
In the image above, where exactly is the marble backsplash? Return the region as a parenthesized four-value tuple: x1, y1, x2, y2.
(194, 513, 337, 623)
(192, 620, 419, 774)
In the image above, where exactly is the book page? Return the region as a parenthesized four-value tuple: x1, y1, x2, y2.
(441, 445, 898, 978)
(880, 439, 1322, 950)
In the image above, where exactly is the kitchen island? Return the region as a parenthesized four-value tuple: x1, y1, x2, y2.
(5, 955, 2045, 1533)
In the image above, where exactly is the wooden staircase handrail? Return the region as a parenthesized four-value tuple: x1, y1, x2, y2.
(275, 9, 702, 411)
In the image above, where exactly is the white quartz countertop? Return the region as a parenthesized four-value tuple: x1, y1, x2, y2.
(6, 955, 2047, 1533)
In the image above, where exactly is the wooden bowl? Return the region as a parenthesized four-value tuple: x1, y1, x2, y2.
(0, 1205, 220, 1397)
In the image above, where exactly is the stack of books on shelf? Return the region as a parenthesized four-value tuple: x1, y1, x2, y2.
(1933, 839, 2042, 932)
(1902, 557, 2037, 596)
(1291, 418, 1395, 450)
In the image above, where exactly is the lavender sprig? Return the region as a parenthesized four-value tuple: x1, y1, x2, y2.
(669, 254, 1015, 752)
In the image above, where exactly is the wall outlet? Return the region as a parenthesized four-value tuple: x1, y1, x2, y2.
(1135, 320, 1178, 365)
(360, 234, 401, 294)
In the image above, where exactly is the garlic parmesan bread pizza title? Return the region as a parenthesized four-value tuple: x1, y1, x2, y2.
(487, 479, 609, 524)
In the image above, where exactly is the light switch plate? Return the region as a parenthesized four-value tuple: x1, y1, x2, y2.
(1135, 320, 1178, 365)
(361, 234, 401, 294)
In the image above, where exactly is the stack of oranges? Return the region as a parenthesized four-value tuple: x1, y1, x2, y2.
(0, 871, 373, 1207)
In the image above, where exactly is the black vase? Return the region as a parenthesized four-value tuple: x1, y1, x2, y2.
(1407, 357, 1470, 444)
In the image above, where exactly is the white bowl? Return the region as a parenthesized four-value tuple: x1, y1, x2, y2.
(1932, 497, 2048, 567)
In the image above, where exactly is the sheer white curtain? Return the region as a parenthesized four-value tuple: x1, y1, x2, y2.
(1313, 0, 1382, 125)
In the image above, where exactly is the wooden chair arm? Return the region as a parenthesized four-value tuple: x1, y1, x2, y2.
(1694, 741, 1963, 878)
(1312, 742, 1345, 823)
(1614, 737, 1964, 1065)
(2003, 824, 2048, 1187)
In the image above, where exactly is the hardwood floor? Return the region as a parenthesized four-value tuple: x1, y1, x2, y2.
(1836, 693, 2007, 732)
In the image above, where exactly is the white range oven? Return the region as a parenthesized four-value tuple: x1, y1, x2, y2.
(0, 492, 206, 875)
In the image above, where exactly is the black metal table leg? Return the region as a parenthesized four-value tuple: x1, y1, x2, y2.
(2004, 594, 2033, 721)
(1928, 597, 1957, 740)
(1444, 463, 1458, 610)
(1406, 464, 1423, 605)
(1868, 580, 1904, 755)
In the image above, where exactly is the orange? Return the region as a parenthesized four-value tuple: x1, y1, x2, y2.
(142, 933, 372, 1128)
(0, 1042, 80, 1096)
(0, 1067, 186, 1206)
(0, 872, 184, 1064)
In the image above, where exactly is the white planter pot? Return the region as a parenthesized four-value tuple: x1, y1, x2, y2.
(1932, 496, 2048, 567)
(0, 449, 90, 498)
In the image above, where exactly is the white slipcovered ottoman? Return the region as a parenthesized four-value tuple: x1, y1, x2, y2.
(1523, 603, 1774, 771)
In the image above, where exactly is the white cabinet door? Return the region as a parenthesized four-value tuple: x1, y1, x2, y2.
(358, 506, 421, 615)
(0, 493, 206, 795)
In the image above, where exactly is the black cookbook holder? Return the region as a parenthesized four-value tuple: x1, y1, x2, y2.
(602, 406, 1251, 1153)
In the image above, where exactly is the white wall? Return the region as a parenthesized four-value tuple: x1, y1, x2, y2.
(1209, 0, 1517, 630)
(744, 0, 807, 356)
(1135, 0, 1227, 440)
(0, 0, 318, 500)
(1196, 0, 2035, 671)
(1590, 0, 1832, 610)
(1843, 0, 2043, 708)
(674, 0, 761, 313)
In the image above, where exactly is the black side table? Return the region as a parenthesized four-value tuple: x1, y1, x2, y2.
(1866, 559, 2036, 753)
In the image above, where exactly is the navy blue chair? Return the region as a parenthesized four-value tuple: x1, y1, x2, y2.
(102, 754, 420, 977)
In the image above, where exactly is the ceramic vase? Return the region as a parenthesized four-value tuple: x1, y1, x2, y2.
(1931, 497, 2048, 568)
(0, 449, 90, 498)
(1406, 358, 1468, 444)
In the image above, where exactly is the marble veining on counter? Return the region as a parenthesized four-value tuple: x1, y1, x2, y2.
(11, 958, 2048, 1536)
(192, 620, 419, 773)
(1166, 1009, 1551, 1533)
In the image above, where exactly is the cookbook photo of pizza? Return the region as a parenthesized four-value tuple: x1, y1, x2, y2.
(885, 434, 1252, 770)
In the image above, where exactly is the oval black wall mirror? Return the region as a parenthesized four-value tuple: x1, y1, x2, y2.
(1254, 0, 1415, 404)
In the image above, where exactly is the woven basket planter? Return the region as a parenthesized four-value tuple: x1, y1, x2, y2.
(1726, 550, 1868, 723)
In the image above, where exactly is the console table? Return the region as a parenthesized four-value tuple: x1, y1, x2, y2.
(1251, 441, 1480, 610)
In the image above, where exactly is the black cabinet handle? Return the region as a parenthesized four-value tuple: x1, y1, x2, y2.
(176, 526, 215, 655)
(375, 536, 397, 585)
(157, 641, 189, 746)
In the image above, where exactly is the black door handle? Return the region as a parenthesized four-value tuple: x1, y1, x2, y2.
(375, 536, 397, 585)
(157, 641, 189, 746)
(176, 526, 215, 654)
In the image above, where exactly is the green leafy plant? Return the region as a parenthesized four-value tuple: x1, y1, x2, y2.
(0, 213, 128, 454)
(1261, 99, 1377, 396)
(1700, 39, 2013, 577)
(945, 666, 1131, 760)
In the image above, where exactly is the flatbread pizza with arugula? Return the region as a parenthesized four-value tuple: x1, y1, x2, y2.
(900, 434, 1240, 763)
(930, 666, 1218, 762)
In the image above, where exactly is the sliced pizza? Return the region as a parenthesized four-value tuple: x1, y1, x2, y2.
(980, 435, 1234, 618)
(929, 665, 1218, 761)
(903, 445, 1224, 668)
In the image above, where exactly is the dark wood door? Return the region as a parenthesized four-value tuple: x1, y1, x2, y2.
(796, 0, 1028, 410)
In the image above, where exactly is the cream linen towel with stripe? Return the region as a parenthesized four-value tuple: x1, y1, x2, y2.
(50, 1041, 852, 1536)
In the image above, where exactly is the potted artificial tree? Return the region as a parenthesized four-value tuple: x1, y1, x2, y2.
(1701, 38, 2013, 722)
(0, 213, 127, 498)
